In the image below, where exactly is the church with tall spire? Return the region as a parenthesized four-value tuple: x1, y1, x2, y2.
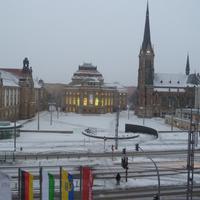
(135, 3, 199, 117)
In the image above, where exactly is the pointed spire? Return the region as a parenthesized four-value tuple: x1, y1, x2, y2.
(142, 2, 152, 50)
(186, 53, 190, 75)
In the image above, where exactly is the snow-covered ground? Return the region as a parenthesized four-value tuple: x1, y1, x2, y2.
(0, 111, 191, 153)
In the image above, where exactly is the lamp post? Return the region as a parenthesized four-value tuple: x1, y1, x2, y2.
(37, 92, 40, 131)
(115, 106, 119, 150)
(121, 148, 128, 182)
(14, 92, 17, 152)
(127, 105, 130, 120)
(14, 117, 16, 151)
(138, 145, 161, 199)
(48, 102, 56, 125)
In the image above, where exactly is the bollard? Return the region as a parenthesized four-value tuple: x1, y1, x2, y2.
(13, 151, 15, 162)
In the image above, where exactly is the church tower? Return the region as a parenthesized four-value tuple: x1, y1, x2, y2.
(138, 2, 154, 88)
(136, 2, 154, 117)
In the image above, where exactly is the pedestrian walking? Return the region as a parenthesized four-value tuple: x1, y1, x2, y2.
(116, 173, 121, 185)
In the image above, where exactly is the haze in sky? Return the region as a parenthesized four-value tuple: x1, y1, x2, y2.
(0, 0, 199, 86)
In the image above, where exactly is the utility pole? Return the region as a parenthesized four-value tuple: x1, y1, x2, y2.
(115, 105, 119, 150)
(37, 92, 40, 130)
(14, 93, 17, 152)
(48, 102, 56, 125)
(121, 148, 128, 182)
(186, 108, 197, 200)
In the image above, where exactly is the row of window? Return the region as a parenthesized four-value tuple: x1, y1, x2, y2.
(3, 88, 19, 107)
(66, 96, 114, 106)
(66, 91, 115, 97)
(0, 108, 19, 119)
(66, 106, 112, 113)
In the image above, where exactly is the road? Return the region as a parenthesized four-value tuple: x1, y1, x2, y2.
(1, 149, 200, 200)
(1, 149, 200, 161)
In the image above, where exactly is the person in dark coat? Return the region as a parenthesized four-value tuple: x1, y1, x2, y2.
(116, 173, 121, 185)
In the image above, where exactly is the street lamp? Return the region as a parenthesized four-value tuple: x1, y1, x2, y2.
(137, 144, 161, 199)
(121, 148, 128, 182)
(48, 102, 56, 125)
(14, 93, 17, 152)
(37, 92, 40, 131)
(115, 104, 120, 150)
(139, 107, 145, 125)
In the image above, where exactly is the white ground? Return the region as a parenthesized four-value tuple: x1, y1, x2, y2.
(0, 111, 191, 152)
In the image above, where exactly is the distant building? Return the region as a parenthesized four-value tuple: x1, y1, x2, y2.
(0, 58, 45, 120)
(126, 86, 137, 109)
(195, 86, 200, 109)
(165, 108, 200, 130)
(135, 3, 200, 117)
(44, 83, 67, 109)
(64, 63, 127, 114)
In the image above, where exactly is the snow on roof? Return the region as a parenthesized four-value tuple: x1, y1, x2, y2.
(154, 88, 185, 92)
(72, 75, 103, 82)
(104, 82, 128, 93)
(34, 79, 42, 89)
(0, 70, 19, 87)
(0, 68, 24, 78)
(73, 69, 103, 77)
(154, 73, 189, 87)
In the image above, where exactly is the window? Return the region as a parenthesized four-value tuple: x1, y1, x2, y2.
(73, 97, 76, 105)
(110, 98, 113, 105)
(101, 99, 104, 106)
(83, 97, 87, 106)
(89, 94, 93, 105)
(77, 98, 80, 106)
(105, 98, 107, 106)
(69, 97, 72, 105)
(108, 98, 110, 106)
(95, 97, 99, 106)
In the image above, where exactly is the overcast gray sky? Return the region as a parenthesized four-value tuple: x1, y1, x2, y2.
(0, 0, 199, 86)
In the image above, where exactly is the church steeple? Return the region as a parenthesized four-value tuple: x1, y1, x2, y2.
(136, 2, 154, 117)
(138, 2, 154, 88)
(185, 53, 190, 75)
(142, 2, 152, 51)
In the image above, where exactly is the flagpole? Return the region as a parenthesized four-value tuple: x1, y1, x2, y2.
(40, 167, 42, 200)
(18, 168, 21, 200)
(60, 166, 62, 200)
(80, 166, 82, 200)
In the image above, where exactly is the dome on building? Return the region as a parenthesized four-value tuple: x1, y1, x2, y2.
(71, 63, 104, 85)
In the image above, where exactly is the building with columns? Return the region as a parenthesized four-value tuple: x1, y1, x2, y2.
(64, 63, 127, 114)
(135, 3, 200, 118)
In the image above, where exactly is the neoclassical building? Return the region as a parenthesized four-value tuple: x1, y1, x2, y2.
(0, 58, 45, 120)
(135, 4, 199, 117)
(64, 63, 127, 114)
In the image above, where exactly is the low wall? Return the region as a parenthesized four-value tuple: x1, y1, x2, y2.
(125, 124, 158, 138)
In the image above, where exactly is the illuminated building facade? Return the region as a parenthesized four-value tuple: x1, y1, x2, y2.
(64, 63, 127, 114)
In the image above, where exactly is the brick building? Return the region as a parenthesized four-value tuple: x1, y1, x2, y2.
(64, 63, 127, 114)
(135, 4, 199, 117)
